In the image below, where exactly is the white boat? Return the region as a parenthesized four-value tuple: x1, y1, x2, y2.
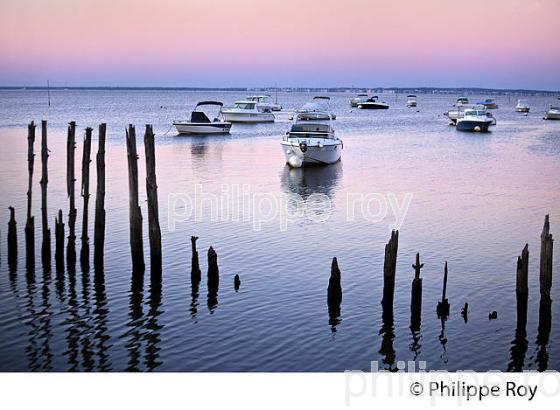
(356, 95, 389, 109)
(477, 98, 498, 109)
(220, 100, 275, 123)
(515, 99, 530, 113)
(544, 105, 560, 120)
(456, 97, 470, 106)
(246, 95, 282, 111)
(456, 108, 494, 132)
(173, 101, 232, 135)
(406, 94, 417, 107)
(350, 93, 369, 107)
(280, 113, 342, 167)
(297, 96, 336, 120)
(444, 105, 496, 125)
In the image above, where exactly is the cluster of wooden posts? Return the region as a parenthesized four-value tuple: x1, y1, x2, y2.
(5, 121, 162, 282)
(326, 217, 554, 325)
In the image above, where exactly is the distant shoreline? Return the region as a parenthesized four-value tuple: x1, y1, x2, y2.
(1, 86, 559, 95)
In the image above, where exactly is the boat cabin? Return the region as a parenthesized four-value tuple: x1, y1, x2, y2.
(289, 122, 334, 138)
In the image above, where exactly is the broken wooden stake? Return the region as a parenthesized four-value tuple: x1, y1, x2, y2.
(327, 257, 342, 309)
(66, 121, 77, 269)
(382, 230, 399, 309)
(234, 274, 241, 291)
(40, 120, 51, 270)
(144, 124, 162, 276)
(540, 215, 553, 300)
(190, 236, 201, 284)
(126, 125, 145, 273)
(93, 123, 107, 270)
(80, 127, 92, 270)
(410, 252, 423, 330)
(516, 244, 529, 328)
(436, 261, 450, 318)
(7, 206, 17, 267)
(55, 209, 65, 271)
(25, 121, 36, 270)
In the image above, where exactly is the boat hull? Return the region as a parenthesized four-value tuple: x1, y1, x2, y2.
(221, 112, 275, 123)
(544, 112, 560, 120)
(357, 102, 389, 109)
(456, 119, 492, 132)
(281, 140, 342, 167)
(174, 122, 232, 135)
(515, 107, 530, 113)
(406, 102, 417, 107)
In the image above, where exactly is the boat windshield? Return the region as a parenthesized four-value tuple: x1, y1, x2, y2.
(290, 123, 332, 134)
(234, 102, 255, 109)
(465, 110, 486, 116)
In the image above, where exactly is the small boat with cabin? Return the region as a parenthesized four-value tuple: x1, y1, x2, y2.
(297, 96, 337, 120)
(406, 95, 417, 107)
(173, 101, 232, 135)
(515, 99, 530, 113)
(456, 108, 494, 132)
(350, 93, 370, 107)
(220, 100, 275, 123)
(356, 96, 389, 109)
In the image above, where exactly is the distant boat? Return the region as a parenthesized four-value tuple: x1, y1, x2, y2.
(221, 100, 275, 123)
(456, 97, 470, 106)
(477, 98, 498, 109)
(297, 96, 337, 120)
(406, 94, 417, 107)
(350, 93, 369, 107)
(246, 95, 282, 111)
(357, 96, 389, 109)
(515, 99, 530, 113)
(456, 108, 494, 132)
(445, 105, 496, 125)
(173, 101, 232, 135)
(544, 105, 560, 120)
(281, 113, 342, 167)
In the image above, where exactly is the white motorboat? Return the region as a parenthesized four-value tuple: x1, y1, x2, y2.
(515, 99, 530, 113)
(220, 100, 275, 123)
(477, 98, 498, 109)
(297, 96, 337, 120)
(444, 105, 496, 125)
(456, 108, 494, 132)
(544, 104, 560, 120)
(173, 101, 232, 135)
(356, 95, 389, 109)
(280, 113, 342, 167)
(406, 94, 417, 107)
(456, 97, 470, 106)
(350, 93, 369, 107)
(246, 95, 282, 111)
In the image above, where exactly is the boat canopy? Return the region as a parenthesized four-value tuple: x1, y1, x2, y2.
(195, 101, 223, 108)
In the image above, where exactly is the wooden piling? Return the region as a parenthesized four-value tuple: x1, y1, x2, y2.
(207, 246, 219, 290)
(540, 215, 553, 300)
(328, 257, 342, 306)
(25, 121, 36, 269)
(515, 244, 529, 335)
(234, 274, 241, 291)
(80, 127, 92, 268)
(66, 121, 77, 267)
(93, 123, 107, 269)
(55, 209, 65, 270)
(410, 253, 423, 329)
(40, 120, 51, 269)
(7, 206, 17, 266)
(190, 236, 201, 283)
(436, 261, 450, 318)
(382, 230, 399, 308)
(126, 125, 145, 272)
(144, 125, 162, 275)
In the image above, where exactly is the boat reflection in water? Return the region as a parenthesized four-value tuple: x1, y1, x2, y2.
(279, 161, 342, 200)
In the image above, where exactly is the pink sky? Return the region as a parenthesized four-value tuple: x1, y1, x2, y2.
(0, 0, 559, 89)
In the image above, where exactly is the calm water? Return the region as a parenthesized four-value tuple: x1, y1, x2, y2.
(0, 89, 558, 372)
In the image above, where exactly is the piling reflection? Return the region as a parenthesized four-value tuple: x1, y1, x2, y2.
(378, 303, 396, 371)
(126, 271, 145, 371)
(535, 297, 552, 371)
(93, 268, 111, 371)
(146, 277, 163, 371)
(508, 293, 528, 371)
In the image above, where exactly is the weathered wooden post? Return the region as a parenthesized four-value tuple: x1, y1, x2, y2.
(7, 206, 17, 267)
(436, 261, 450, 318)
(67, 121, 77, 268)
(540, 215, 553, 300)
(190, 236, 201, 284)
(80, 127, 92, 270)
(516, 244, 529, 328)
(126, 125, 145, 272)
(234, 274, 241, 291)
(382, 230, 399, 309)
(55, 209, 65, 271)
(410, 252, 423, 330)
(144, 125, 162, 276)
(40, 120, 51, 269)
(207, 246, 219, 311)
(25, 121, 36, 270)
(93, 123, 107, 269)
(327, 257, 342, 322)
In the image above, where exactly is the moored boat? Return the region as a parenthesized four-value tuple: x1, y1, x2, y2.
(297, 96, 336, 120)
(544, 105, 560, 120)
(280, 113, 342, 167)
(515, 99, 530, 113)
(246, 95, 282, 111)
(173, 101, 232, 135)
(350, 93, 369, 107)
(221, 100, 275, 123)
(445, 105, 496, 125)
(357, 96, 389, 109)
(477, 98, 498, 109)
(406, 94, 417, 107)
(456, 97, 470, 106)
(456, 108, 494, 132)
